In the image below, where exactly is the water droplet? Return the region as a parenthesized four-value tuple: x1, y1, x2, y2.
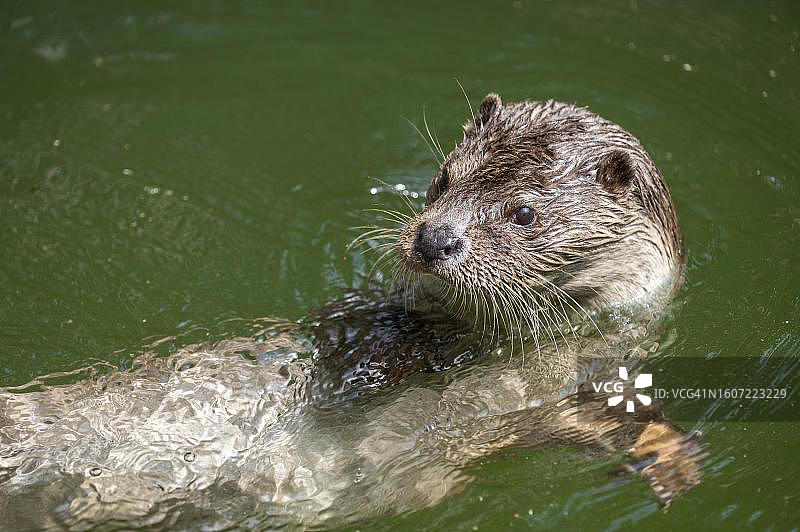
(183, 451, 195, 462)
(369, 187, 378, 195)
(122, 168, 134, 176)
(10, 16, 32, 30)
(682, 63, 693, 72)
(34, 42, 68, 62)
(53, 139, 61, 147)
(89, 467, 102, 477)
(764, 175, 784, 189)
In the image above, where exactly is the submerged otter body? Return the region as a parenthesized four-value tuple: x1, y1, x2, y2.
(0, 95, 699, 529)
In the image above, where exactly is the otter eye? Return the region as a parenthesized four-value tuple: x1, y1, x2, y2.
(511, 206, 536, 226)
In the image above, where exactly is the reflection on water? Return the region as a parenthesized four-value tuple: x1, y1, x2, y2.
(1, 293, 708, 530)
(0, 331, 311, 529)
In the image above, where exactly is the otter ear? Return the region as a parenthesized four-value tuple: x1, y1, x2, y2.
(478, 93, 502, 125)
(596, 150, 636, 194)
(463, 93, 502, 138)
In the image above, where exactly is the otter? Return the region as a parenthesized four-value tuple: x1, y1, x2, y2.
(397, 93, 683, 314)
(0, 94, 700, 530)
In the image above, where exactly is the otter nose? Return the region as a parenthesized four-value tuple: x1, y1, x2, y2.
(414, 223, 463, 262)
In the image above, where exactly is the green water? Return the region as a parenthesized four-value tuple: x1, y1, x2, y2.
(1, 1, 799, 530)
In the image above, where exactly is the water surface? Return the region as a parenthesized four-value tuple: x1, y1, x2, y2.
(1, 1, 799, 530)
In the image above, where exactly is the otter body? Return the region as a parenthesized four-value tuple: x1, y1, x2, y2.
(0, 95, 697, 530)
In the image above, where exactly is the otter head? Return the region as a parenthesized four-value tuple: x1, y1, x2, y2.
(396, 93, 683, 326)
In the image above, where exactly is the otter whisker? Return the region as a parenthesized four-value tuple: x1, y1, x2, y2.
(400, 268, 412, 314)
(364, 207, 414, 224)
(455, 78, 477, 127)
(422, 106, 446, 162)
(505, 289, 529, 364)
(456, 277, 470, 324)
(529, 285, 580, 351)
(480, 286, 494, 345)
(538, 295, 571, 352)
(346, 228, 401, 252)
(369, 178, 420, 218)
(520, 267, 605, 345)
(347, 238, 397, 259)
(476, 286, 489, 344)
(364, 242, 400, 256)
(512, 293, 537, 368)
(496, 286, 525, 366)
(403, 116, 443, 166)
(488, 287, 509, 348)
(500, 281, 539, 364)
(506, 280, 549, 362)
(354, 229, 401, 242)
(392, 260, 421, 316)
(541, 276, 607, 346)
(367, 246, 400, 285)
(510, 278, 572, 351)
(389, 261, 407, 311)
(496, 282, 524, 359)
(489, 286, 512, 361)
(348, 225, 402, 235)
(405, 270, 421, 315)
(547, 286, 581, 343)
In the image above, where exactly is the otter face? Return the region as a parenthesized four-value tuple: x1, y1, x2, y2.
(396, 93, 681, 321)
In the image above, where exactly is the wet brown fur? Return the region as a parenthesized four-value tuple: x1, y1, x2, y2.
(398, 94, 683, 319)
